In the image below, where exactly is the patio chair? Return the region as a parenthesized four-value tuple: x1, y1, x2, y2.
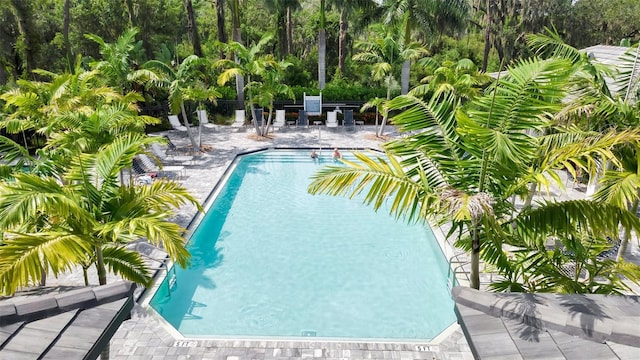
(137, 153, 186, 179)
(150, 143, 193, 164)
(597, 237, 622, 260)
(273, 110, 286, 129)
(168, 115, 188, 132)
(231, 110, 245, 128)
(131, 157, 156, 185)
(197, 109, 217, 130)
(343, 110, 355, 132)
(296, 110, 308, 128)
(162, 135, 180, 154)
(326, 111, 339, 128)
(252, 108, 263, 127)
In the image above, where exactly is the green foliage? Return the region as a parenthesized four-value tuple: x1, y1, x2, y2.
(289, 84, 388, 101)
(282, 55, 313, 86)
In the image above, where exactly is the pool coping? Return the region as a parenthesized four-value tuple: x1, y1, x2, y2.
(139, 146, 467, 347)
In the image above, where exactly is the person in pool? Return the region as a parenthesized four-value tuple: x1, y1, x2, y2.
(332, 148, 342, 160)
(310, 149, 318, 159)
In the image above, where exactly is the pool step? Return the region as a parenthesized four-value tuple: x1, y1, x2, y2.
(245, 152, 354, 164)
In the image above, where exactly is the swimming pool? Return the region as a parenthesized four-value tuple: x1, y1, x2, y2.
(150, 150, 455, 340)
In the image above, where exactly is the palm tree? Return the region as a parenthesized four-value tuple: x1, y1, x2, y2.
(216, 35, 279, 136)
(353, 23, 428, 137)
(383, 0, 469, 94)
(308, 57, 640, 292)
(360, 97, 386, 135)
(182, 82, 222, 148)
(528, 31, 640, 261)
(144, 55, 208, 150)
(251, 60, 295, 136)
(330, 0, 379, 76)
(411, 58, 491, 102)
(0, 62, 134, 171)
(229, 0, 245, 109)
(85, 28, 159, 95)
(0, 134, 201, 295)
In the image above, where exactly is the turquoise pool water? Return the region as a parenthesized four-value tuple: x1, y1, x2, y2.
(150, 150, 455, 340)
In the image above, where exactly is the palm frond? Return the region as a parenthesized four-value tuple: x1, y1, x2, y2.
(308, 151, 440, 223)
(513, 200, 640, 246)
(102, 245, 152, 286)
(0, 232, 92, 295)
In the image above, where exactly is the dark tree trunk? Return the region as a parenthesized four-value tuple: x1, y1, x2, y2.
(184, 0, 203, 57)
(124, 0, 136, 26)
(338, 8, 348, 76)
(10, 0, 32, 76)
(231, 0, 244, 109)
(277, 8, 287, 59)
(286, 6, 293, 55)
(63, 0, 71, 66)
(481, 0, 492, 72)
(216, 0, 227, 59)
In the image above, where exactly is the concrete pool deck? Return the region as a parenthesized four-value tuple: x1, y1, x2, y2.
(107, 125, 473, 359)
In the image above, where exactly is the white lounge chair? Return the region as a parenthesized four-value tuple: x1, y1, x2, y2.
(273, 110, 286, 129)
(137, 153, 186, 179)
(326, 111, 338, 128)
(197, 109, 217, 130)
(168, 115, 187, 131)
(231, 110, 245, 128)
(150, 143, 193, 164)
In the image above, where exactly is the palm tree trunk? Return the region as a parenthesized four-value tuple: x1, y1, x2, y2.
(586, 159, 604, 197)
(184, 0, 203, 57)
(40, 264, 46, 286)
(83, 266, 89, 286)
(617, 198, 638, 261)
(378, 81, 392, 137)
(338, 8, 348, 76)
(247, 76, 262, 136)
(230, 0, 245, 109)
(318, 0, 326, 89)
(278, 8, 288, 59)
(286, 6, 293, 55)
(96, 246, 107, 286)
(470, 226, 481, 289)
(318, 29, 326, 89)
(264, 104, 274, 136)
(216, 0, 227, 59)
(401, 60, 410, 94)
(180, 103, 200, 150)
(523, 182, 537, 208)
